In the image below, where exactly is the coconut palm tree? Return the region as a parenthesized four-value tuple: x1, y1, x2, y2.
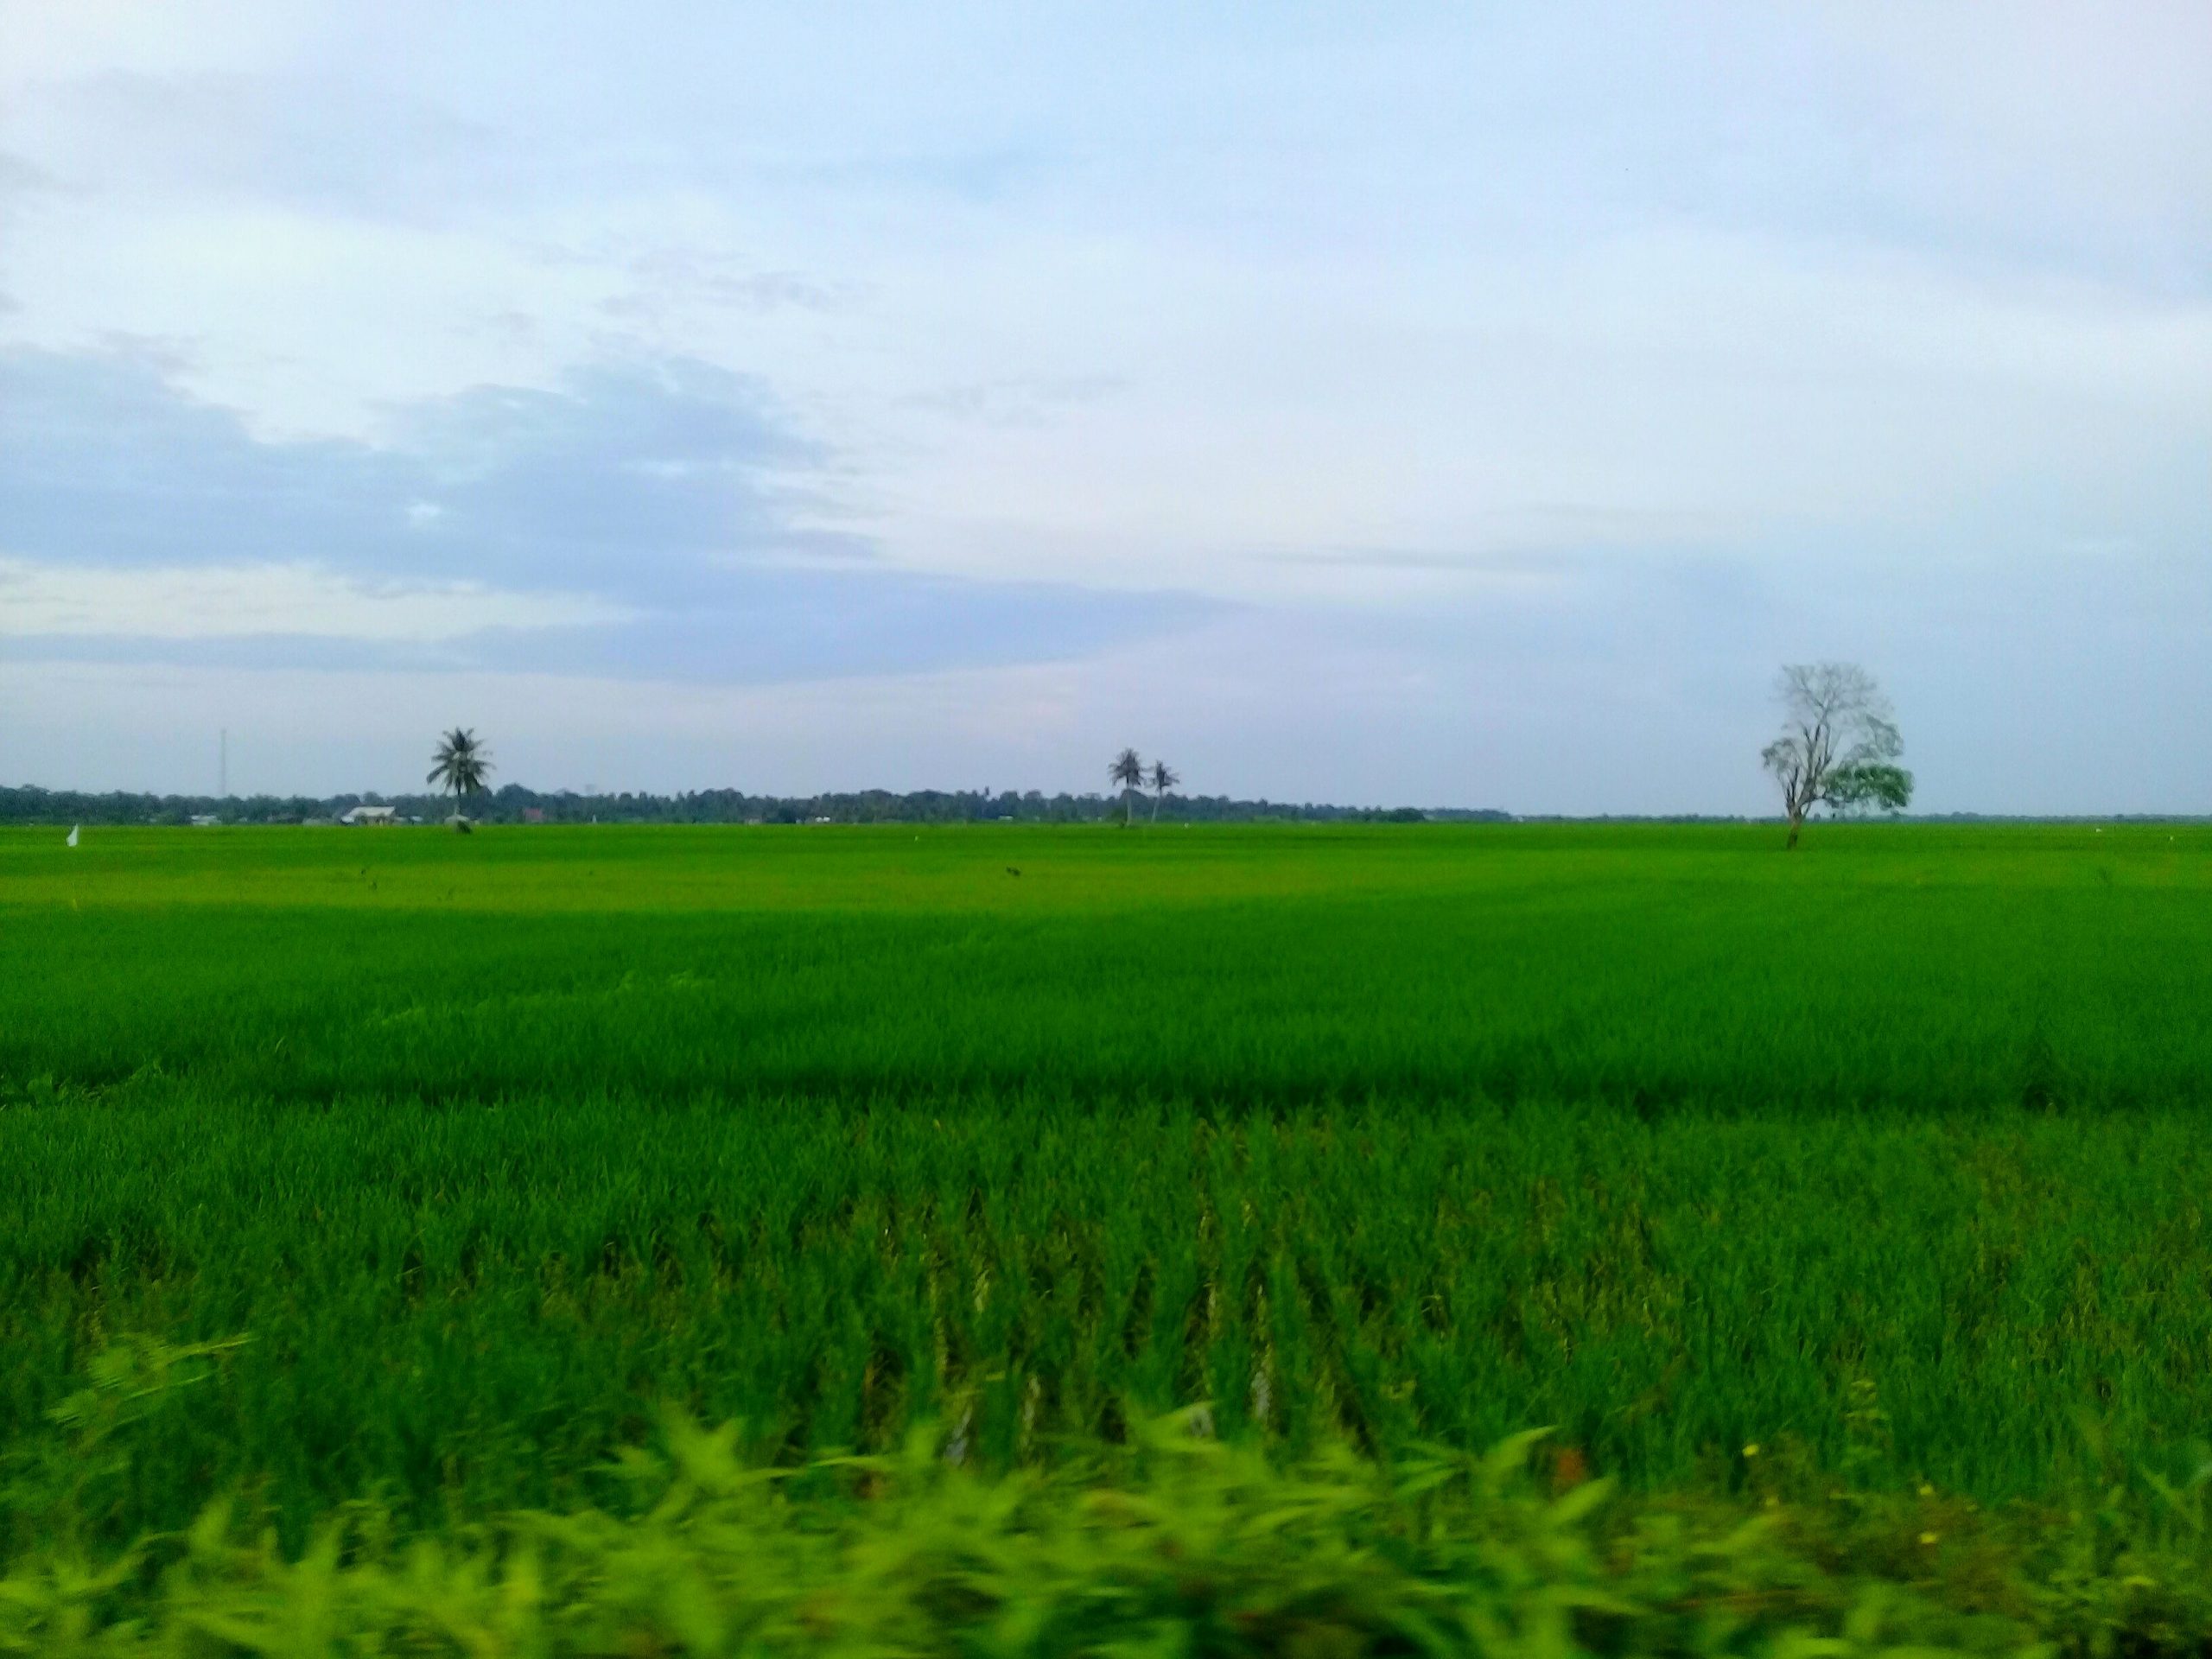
(1147, 759, 1179, 822)
(1108, 747, 1145, 827)
(427, 728, 493, 826)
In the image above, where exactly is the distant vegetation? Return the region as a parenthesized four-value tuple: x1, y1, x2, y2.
(0, 781, 1497, 826)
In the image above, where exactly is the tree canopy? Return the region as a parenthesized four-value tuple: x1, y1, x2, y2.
(1759, 664, 1911, 847)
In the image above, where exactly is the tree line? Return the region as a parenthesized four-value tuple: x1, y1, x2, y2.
(7, 662, 1917, 841)
(0, 782, 1497, 828)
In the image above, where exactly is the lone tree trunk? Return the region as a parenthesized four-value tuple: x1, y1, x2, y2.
(1761, 662, 1911, 852)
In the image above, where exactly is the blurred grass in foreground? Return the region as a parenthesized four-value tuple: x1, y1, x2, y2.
(10, 1338, 2212, 1658)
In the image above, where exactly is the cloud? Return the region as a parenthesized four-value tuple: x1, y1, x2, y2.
(0, 557, 630, 640)
(2, 68, 502, 224)
(0, 346, 836, 588)
(0, 344, 1217, 677)
(599, 251, 863, 323)
(0, 149, 59, 198)
(902, 374, 1128, 429)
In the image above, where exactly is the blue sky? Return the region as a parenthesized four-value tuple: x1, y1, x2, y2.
(2, 3, 2207, 810)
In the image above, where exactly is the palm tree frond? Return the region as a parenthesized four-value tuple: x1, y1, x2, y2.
(428, 728, 493, 810)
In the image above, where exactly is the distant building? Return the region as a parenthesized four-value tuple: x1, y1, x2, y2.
(521, 807, 545, 824)
(188, 814, 220, 828)
(341, 805, 397, 826)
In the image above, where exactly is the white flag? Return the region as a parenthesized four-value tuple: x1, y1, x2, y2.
(66, 825, 79, 848)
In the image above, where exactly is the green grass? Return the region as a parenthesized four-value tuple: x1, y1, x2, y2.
(4, 822, 2211, 1549)
(10, 822, 2212, 1109)
(21, 1400, 2212, 1658)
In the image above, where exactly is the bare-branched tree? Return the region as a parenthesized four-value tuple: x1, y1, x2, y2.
(428, 728, 494, 828)
(1109, 747, 1146, 827)
(1760, 664, 1911, 849)
(1147, 760, 1179, 822)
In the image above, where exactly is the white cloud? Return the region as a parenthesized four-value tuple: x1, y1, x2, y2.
(0, 557, 630, 640)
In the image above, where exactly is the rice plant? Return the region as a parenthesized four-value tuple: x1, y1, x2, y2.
(3, 821, 2209, 1548)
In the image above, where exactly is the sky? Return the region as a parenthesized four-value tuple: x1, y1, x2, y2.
(1, 3, 2207, 812)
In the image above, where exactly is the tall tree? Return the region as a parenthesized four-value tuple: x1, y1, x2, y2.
(1108, 747, 1146, 827)
(1147, 760, 1179, 822)
(427, 728, 494, 826)
(1759, 664, 1911, 849)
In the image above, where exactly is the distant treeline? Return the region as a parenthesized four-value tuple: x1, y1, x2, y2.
(0, 783, 1510, 827)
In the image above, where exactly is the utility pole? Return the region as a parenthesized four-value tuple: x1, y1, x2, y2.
(219, 728, 229, 799)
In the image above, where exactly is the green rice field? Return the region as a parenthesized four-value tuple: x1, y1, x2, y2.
(5, 821, 2212, 1550)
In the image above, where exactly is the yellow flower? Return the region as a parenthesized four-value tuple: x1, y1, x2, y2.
(1742, 1443, 1760, 1459)
(1918, 1531, 1939, 1545)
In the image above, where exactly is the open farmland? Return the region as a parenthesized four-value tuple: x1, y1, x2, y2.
(5, 821, 2212, 1554)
